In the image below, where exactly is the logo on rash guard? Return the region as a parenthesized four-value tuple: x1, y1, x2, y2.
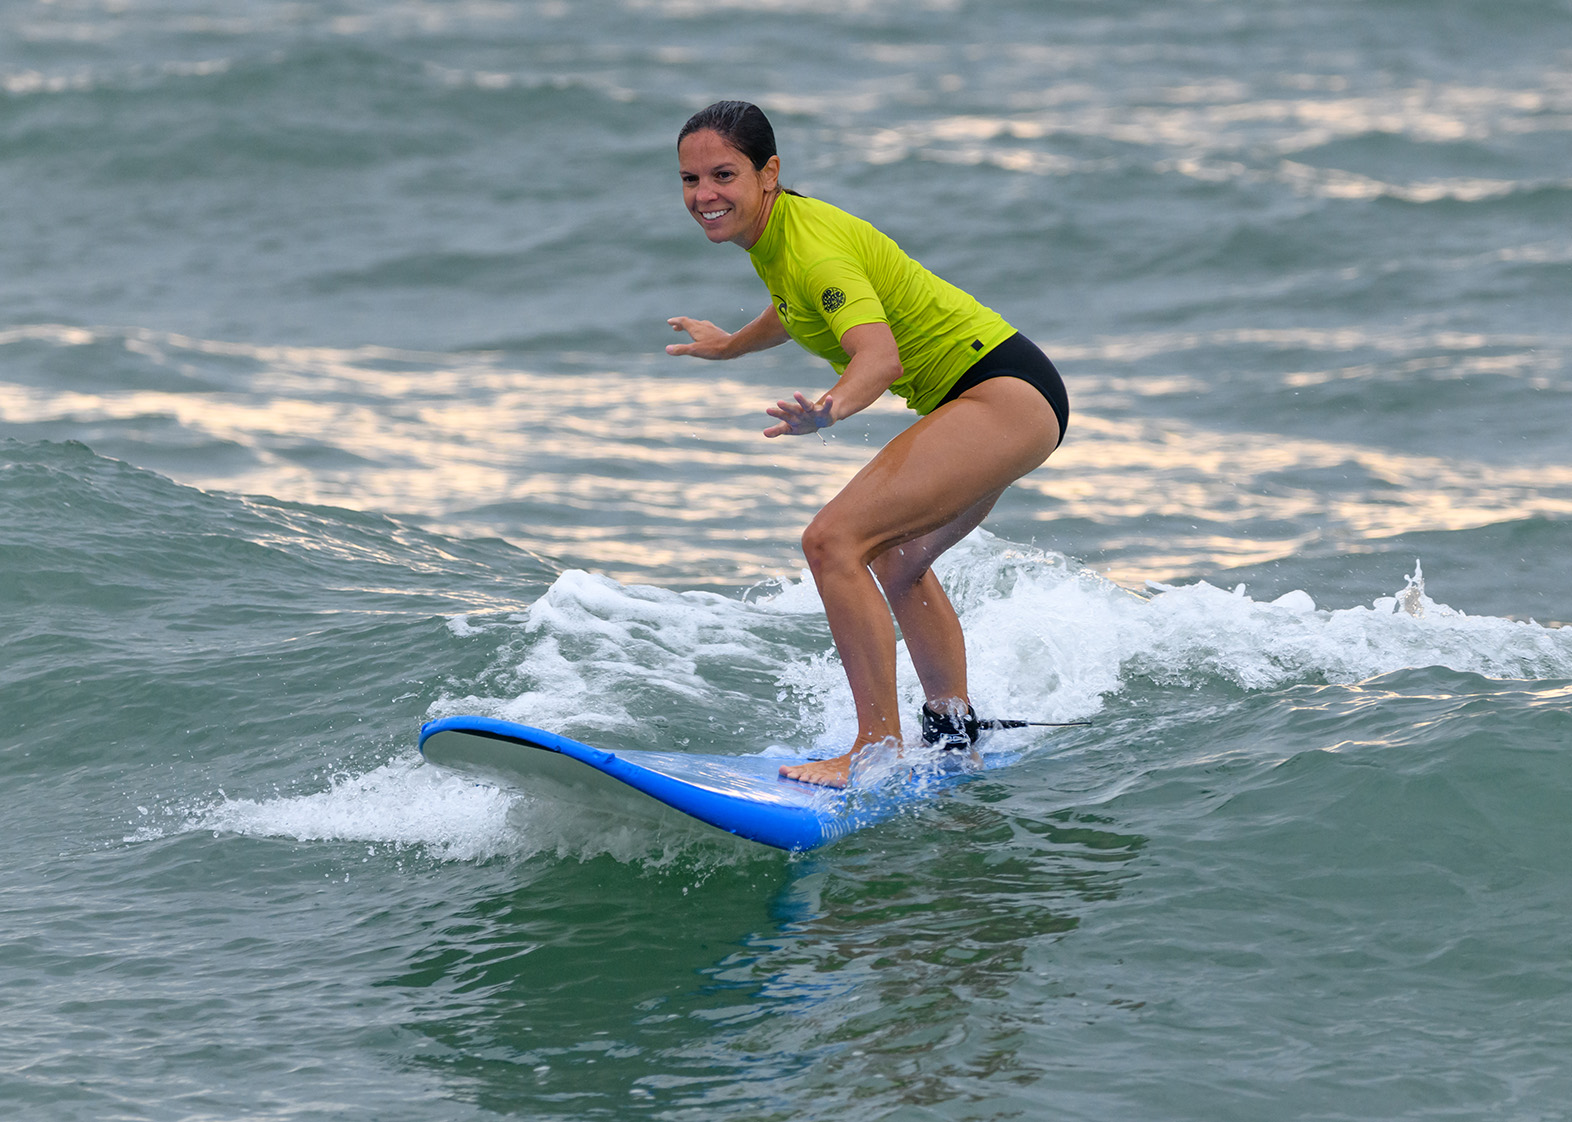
(820, 287, 846, 314)
(774, 294, 789, 321)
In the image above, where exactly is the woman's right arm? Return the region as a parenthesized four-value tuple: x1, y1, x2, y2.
(666, 305, 790, 360)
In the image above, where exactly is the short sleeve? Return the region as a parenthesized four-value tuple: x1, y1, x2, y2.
(802, 257, 887, 341)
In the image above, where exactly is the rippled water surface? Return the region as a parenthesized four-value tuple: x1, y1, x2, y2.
(3, 1, 1570, 1118)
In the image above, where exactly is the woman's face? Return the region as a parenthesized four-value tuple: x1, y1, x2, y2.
(678, 129, 779, 249)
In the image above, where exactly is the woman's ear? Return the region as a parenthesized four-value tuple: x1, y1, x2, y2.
(761, 154, 781, 193)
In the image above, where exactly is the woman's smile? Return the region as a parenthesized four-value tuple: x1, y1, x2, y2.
(678, 129, 777, 248)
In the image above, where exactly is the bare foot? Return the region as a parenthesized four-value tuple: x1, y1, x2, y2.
(779, 752, 854, 788)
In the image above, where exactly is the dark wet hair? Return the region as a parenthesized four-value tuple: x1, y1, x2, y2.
(678, 100, 804, 196)
(677, 100, 779, 170)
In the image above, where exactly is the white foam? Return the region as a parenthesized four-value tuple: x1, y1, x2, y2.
(445, 614, 489, 638)
(1124, 560, 1572, 688)
(440, 535, 1572, 752)
(178, 758, 525, 862)
(126, 755, 763, 868)
(432, 568, 816, 734)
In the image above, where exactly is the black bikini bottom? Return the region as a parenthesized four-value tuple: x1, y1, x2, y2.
(937, 332, 1069, 448)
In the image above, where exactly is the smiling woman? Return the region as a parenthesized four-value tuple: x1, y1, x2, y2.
(665, 100, 1073, 788)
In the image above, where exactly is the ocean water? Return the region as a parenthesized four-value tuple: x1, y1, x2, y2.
(3, 0, 1571, 1118)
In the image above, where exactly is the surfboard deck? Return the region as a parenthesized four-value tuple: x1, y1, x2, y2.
(418, 715, 1013, 852)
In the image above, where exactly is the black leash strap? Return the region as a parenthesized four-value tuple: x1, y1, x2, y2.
(981, 718, 1093, 729)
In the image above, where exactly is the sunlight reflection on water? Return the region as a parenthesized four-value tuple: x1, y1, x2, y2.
(4, 322, 1567, 588)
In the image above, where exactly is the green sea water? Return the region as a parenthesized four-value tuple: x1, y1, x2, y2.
(3, 0, 1571, 1118)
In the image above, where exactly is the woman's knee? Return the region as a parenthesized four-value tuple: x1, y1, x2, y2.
(801, 511, 855, 576)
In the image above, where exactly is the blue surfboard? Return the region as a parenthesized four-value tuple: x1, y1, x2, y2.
(418, 715, 1015, 852)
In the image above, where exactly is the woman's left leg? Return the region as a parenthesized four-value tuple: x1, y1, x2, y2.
(871, 484, 1006, 704)
(779, 377, 1059, 787)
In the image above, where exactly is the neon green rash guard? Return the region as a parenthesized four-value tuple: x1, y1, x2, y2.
(746, 192, 1017, 415)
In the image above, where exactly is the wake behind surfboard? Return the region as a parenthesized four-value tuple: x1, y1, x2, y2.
(418, 715, 1017, 852)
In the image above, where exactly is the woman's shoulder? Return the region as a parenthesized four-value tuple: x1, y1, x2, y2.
(780, 192, 892, 263)
(783, 191, 871, 230)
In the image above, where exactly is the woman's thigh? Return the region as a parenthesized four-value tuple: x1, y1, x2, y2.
(809, 375, 1060, 566)
(869, 483, 1006, 592)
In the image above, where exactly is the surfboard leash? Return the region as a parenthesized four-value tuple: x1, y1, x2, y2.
(922, 702, 1091, 750)
(981, 718, 1093, 730)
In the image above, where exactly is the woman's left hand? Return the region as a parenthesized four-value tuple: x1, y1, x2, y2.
(764, 391, 835, 438)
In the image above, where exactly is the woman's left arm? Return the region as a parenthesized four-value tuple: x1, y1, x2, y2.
(764, 322, 903, 438)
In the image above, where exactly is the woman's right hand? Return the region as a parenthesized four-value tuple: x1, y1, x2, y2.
(665, 316, 733, 360)
(666, 306, 790, 361)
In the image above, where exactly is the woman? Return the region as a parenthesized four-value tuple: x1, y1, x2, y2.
(666, 101, 1069, 788)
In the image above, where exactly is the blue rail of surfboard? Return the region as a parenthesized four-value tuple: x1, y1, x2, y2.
(418, 715, 864, 851)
